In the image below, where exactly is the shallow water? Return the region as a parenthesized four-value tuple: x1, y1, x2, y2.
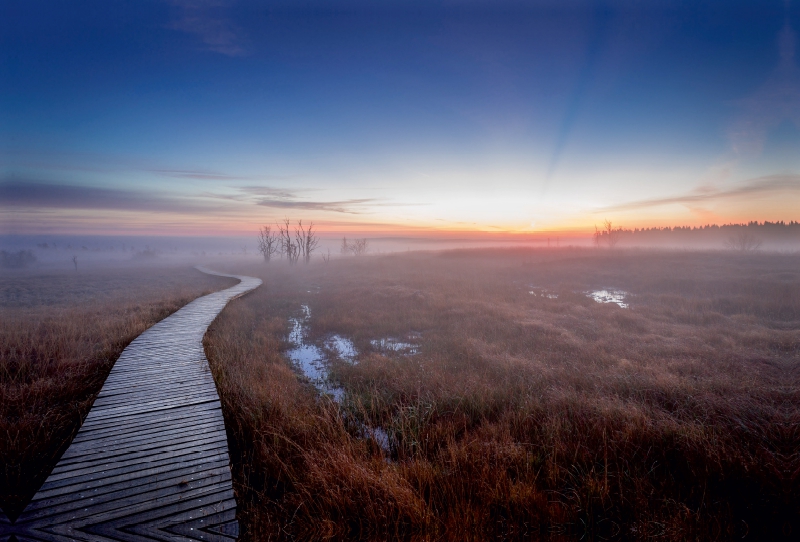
(326, 334, 358, 362)
(286, 305, 345, 401)
(370, 337, 420, 355)
(588, 289, 629, 308)
(364, 426, 391, 451)
(529, 287, 558, 299)
(285, 305, 390, 452)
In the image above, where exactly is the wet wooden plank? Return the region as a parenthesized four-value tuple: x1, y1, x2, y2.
(0, 268, 260, 541)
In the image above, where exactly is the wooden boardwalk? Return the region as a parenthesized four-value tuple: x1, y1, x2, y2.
(1, 268, 261, 542)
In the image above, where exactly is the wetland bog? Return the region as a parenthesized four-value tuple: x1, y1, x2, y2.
(203, 247, 800, 541)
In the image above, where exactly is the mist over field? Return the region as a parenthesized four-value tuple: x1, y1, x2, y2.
(2, 0, 800, 540)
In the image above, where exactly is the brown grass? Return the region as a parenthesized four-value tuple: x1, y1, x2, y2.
(0, 265, 236, 519)
(205, 248, 799, 541)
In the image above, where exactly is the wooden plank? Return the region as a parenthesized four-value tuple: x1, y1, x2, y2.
(1, 269, 261, 541)
(77, 402, 222, 433)
(32, 454, 232, 502)
(62, 417, 224, 455)
(75, 396, 221, 423)
(54, 429, 229, 468)
(47, 422, 229, 479)
(40, 441, 231, 492)
(21, 465, 233, 523)
(55, 417, 226, 461)
(63, 407, 223, 445)
(20, 467, 234, 523)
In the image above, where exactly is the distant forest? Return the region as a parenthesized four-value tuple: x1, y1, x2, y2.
(595, 221, 800, 250)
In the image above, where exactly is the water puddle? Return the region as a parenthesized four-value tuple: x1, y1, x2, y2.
(326, 334, 358, 363)
(287, 305, 345, 401)
(588, 289, 629, 308)
(529, 287, 558, 299)
(286, 304, 391, 453)
(370, 337, 420, 355)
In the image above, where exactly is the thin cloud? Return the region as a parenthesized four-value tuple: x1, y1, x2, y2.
(594, 174, 800, 212)
(236, 185, 397, 214)
(0, 179, 220, 214)
(154, 171, 303, 183)
(152, 168, 249, 180)
(257, 197, 381, 214)
(238, 186, 309, 199)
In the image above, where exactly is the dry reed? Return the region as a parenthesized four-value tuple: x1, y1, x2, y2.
(206, 248, 798, 541)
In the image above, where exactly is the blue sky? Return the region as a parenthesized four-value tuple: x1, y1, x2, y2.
(2, 0, 799, 236)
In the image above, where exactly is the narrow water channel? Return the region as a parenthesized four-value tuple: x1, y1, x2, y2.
(285, 304, 390, 452)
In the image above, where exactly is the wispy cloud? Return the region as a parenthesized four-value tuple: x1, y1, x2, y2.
(229, 185, 385, 214)
(0, 178, 220, 214)
(594, 174, 800, 212)
(256, 196, 381, 214)
(152, 168, 249, 180)
(169, 0, 246, 56)
(1, 177, 409, 218)
(238, 186, 309, 199)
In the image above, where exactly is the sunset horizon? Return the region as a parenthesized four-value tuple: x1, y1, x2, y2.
(4, 1, 799, 242)
(2, 3, 799, 538)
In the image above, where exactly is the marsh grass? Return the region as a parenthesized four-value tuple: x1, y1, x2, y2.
(206, 248, 799, 540)
(0, 266, 236, 519)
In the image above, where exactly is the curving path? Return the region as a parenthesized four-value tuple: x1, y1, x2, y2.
(0, 267, 261, 542)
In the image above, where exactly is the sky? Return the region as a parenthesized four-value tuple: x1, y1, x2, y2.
(2, 0, 800, 238)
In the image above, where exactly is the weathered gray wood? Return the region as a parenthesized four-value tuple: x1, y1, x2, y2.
(40, 442, 231, 492)
(77, 402, 223, 433)
(51, 433, 231, 474)
(0, 267, 260, 541)
(31, 455, 232, 503)
(19, 466, 234, 522)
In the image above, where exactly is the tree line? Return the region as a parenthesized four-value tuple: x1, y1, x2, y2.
(591, 220, 800, 251)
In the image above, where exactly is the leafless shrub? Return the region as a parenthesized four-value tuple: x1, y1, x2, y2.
(350, 238, 368, 256)
(725, 232, 763, 252)
(341, 237, 369, 256)
(257, 225, 279, 262)
(593, 220, 622, 248)
(321, 249, 331, 264)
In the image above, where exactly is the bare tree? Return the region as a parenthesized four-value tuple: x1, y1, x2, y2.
(321, 248, 331, 263)
(277, 218, 299, 264)
(72, 255, 78, 271)
(603, 220, 621, 248)
(725, 232, 762, 252)
(350, 238, 369, 256)
(257, 225, 279, 262)
(593, 226, 602, 247)
(287, 241, 300, 264)
(294, 220, 320, 264)
(340, 236, 368, 256)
